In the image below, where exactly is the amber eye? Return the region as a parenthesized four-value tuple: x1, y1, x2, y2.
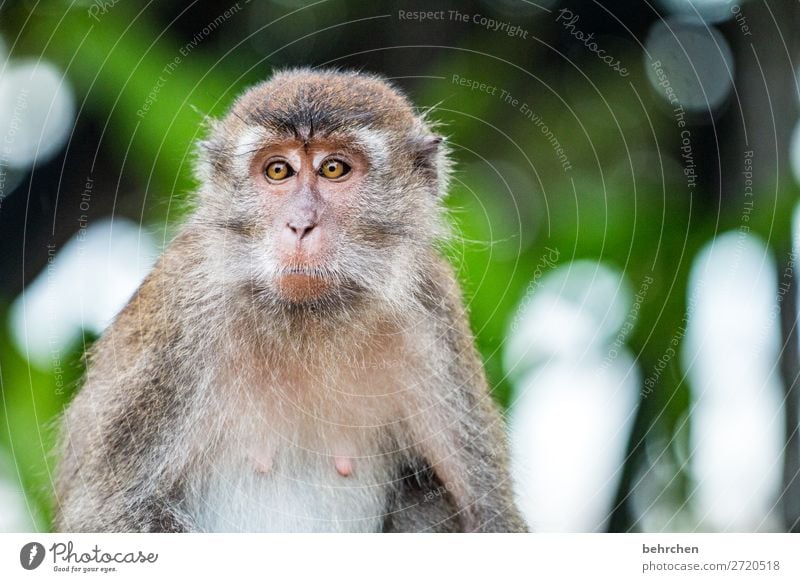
(265, 160, 294, 181)
(320, 159, 350, 179)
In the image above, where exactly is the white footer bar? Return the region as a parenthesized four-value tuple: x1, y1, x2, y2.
(1, 533, 798, 581)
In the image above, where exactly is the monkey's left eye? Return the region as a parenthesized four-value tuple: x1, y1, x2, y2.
(319, 159, 350, 179)
(265, 160, 294, 181)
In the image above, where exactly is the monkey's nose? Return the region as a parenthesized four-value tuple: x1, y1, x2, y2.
(286, 219, 317, 241)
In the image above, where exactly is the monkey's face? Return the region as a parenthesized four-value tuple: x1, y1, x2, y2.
(247, 136, 369, 304)
(196, 70, 448, 313)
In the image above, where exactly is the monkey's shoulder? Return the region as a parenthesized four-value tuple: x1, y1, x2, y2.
(413, 253, 463, 311)
(91, 229, 210, 354)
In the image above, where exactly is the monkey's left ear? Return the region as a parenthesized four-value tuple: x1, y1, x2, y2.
(418, 134, 443, 151)
(409, 131, 450, 197)
(410, 133, 444, 171)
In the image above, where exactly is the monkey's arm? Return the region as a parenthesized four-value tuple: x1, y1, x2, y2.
(55, 241, 201, 532)
(404, 259, 528, 532)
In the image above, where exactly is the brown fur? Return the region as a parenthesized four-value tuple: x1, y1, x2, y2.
(54, 69, 527, 532)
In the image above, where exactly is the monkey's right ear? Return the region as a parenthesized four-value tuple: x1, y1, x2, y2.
(193, 115, 225, 183)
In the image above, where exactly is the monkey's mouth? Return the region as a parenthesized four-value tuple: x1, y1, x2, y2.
(275, 266, 333, 302)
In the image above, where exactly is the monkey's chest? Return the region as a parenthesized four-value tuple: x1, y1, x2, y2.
(188, 438, 393, 533)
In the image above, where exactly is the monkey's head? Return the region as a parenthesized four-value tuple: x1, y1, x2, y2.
(195, 68, 449, 315)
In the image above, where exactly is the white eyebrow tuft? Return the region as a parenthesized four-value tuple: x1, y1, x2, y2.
(234, 126, 267, 159)
(350, 127, 390, 168)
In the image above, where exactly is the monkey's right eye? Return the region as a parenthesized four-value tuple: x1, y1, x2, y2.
(265, 161, 294, 181)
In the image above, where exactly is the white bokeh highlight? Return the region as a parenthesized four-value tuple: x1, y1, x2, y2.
(505, 261, 640, 531)
(790, 120, 800, 187)
(645, 18, 734, 114)
(0, 455, 36, 532)
(657, 0, 742, 24)
(9, 218, 157, 368)
(683, 231, 785, 531)
(0, 59, 75, 170)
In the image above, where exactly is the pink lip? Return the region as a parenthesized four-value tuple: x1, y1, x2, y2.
(276, 270, 331, 302)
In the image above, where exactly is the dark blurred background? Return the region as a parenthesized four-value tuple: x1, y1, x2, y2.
(1, 0, 799, 532)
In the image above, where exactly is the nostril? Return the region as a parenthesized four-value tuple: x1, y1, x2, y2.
(287, 221, 316, 241)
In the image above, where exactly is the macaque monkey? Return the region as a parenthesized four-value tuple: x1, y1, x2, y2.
(54, 68, 528, 532)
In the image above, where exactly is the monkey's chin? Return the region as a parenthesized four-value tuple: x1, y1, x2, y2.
(276, 273, 332, 303)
